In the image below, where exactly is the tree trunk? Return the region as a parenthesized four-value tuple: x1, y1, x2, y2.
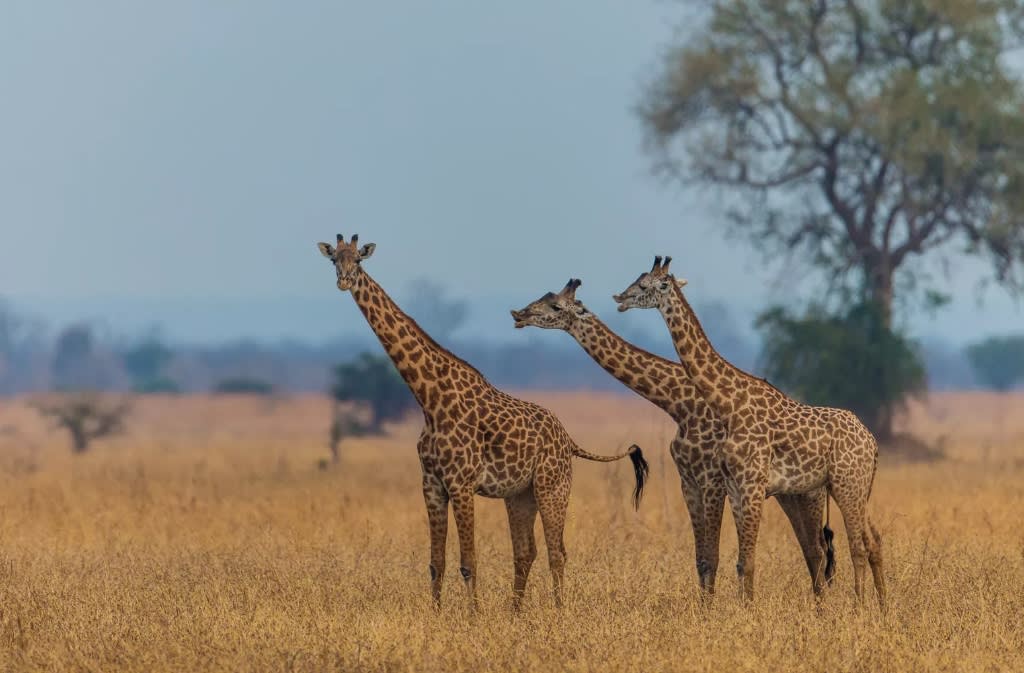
(870, 405, 894, 444)
(866, 260, 896, 442)
(867, 261, 894, 330)
(70, 427, 90, 453)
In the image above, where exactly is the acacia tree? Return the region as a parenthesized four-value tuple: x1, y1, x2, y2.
(330, 352, 414, 434)
(642, 0, 1024, 323)
(33, 393, 130, 453)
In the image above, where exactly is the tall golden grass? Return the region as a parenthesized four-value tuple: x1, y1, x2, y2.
(0, 391, 1021, 672)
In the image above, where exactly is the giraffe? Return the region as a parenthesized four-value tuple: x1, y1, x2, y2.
(614, 256, 886, 607)
(511, 279, 835, 596)
(317, 234, 649, 610)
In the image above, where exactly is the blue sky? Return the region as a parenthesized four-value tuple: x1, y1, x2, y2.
(1, 2, 1019, 343)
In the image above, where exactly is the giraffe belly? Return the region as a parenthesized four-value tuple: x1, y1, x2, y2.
(474, 463, 532, 498)
(766, 457, 828, 495)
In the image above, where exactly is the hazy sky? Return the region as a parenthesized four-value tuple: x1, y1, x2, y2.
(1, 2, 1019, 343)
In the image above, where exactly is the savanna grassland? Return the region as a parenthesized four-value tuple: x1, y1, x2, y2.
(0, 391, 1021, 673)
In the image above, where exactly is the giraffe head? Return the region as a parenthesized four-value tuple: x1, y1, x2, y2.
(317, 234, 376, 291)
(510, 279, 590, 330)
(612, 255, 687, 312)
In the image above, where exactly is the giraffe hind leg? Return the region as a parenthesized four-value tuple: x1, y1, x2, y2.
(866, 519, 886, 611)
(777, 489, 830, 595)
(505, 489, 539, 611)
(832, 489, 870, 604)
(535, 472, 570, 608)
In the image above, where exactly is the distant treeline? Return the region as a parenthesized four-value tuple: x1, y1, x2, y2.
(0, 296, 1019, 395)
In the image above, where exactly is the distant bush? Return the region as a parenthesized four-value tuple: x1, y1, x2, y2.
(327, 408, 370, 465)
(965, 335, 1024, 391)
(213, 377, 275, 395)
(121, 335, 178, 393)
(33, 393, 131, 453)
(330, 352, 414, 433)
(134, 377, 182, 394)
(756, 301, 926, 441)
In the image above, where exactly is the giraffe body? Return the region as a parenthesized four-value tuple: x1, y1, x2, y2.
(512, 280, 835, 596)
(615, 257, 885, 607)
(318, 235, 648, 609)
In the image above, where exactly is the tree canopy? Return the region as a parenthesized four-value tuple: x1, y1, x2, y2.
(642, 0, 1024, 320)
(330, 352, 415, 433)
(756, 301, 926, 438)
(965, 334, 1024, 390)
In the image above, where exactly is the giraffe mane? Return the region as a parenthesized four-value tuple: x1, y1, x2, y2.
(668, 280, 787, 396)
(361, 270, 492, 386)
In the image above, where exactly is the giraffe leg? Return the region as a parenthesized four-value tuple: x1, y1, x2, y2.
(700, 482, 727, 596)
(866, 518, 886, 610)
(535, 471, 570, 608)
(776, 490, 829, 595)
(832, 489, 869, 604)
(676, 473, 709, 594)
(422, 474, 449, 608)
(449, 487, 478, 609)
(727, 476, 765, 602)
(504, 488, 539, 611)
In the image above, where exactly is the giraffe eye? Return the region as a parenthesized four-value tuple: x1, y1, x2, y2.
(551, 304, 563, 312)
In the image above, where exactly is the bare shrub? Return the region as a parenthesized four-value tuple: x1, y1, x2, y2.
(33, 393, 131, 453)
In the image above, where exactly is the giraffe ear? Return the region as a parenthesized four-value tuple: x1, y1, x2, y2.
(317, 242, 336, 259)
(676, 278, 688, 288)
(358, 243, 376, 260)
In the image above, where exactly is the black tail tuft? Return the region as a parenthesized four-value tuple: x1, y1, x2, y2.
(823, 524, 836, 585)
(628, 444, 649, 510)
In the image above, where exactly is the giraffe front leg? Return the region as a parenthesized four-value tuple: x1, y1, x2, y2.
(726, 472, 766, 602)
(700, 482, 727, 596)
(676, 474, 708, 594)
(449, 487, 478, 609)
(422, 474, 449, 608)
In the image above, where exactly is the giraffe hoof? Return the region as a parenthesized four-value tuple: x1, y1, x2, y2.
(429, 565, 437, 582)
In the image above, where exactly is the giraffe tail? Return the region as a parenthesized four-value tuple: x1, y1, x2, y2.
(572, 444, 649, 510)
(823, 493, 836, 585)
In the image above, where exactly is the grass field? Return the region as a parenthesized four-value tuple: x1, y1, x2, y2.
(0, 391, 1022, 672)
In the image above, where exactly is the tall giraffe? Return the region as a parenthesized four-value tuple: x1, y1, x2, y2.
(614, 257, 885, 607)
(511, 279, 834, 596)
(317, 234, 649, 609)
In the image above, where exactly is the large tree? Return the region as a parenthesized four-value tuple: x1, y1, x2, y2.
(642, 0, 1024, 323)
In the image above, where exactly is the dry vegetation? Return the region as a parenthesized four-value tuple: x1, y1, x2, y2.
(0, 391, 1022, 672)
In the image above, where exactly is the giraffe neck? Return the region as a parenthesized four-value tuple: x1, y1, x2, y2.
(566, 314, 698, 421)
(658, 284, 751, 417)
(348, 270, 486, 411)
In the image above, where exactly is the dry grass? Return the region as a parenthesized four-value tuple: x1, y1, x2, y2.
(0, 391, 1022, 672)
